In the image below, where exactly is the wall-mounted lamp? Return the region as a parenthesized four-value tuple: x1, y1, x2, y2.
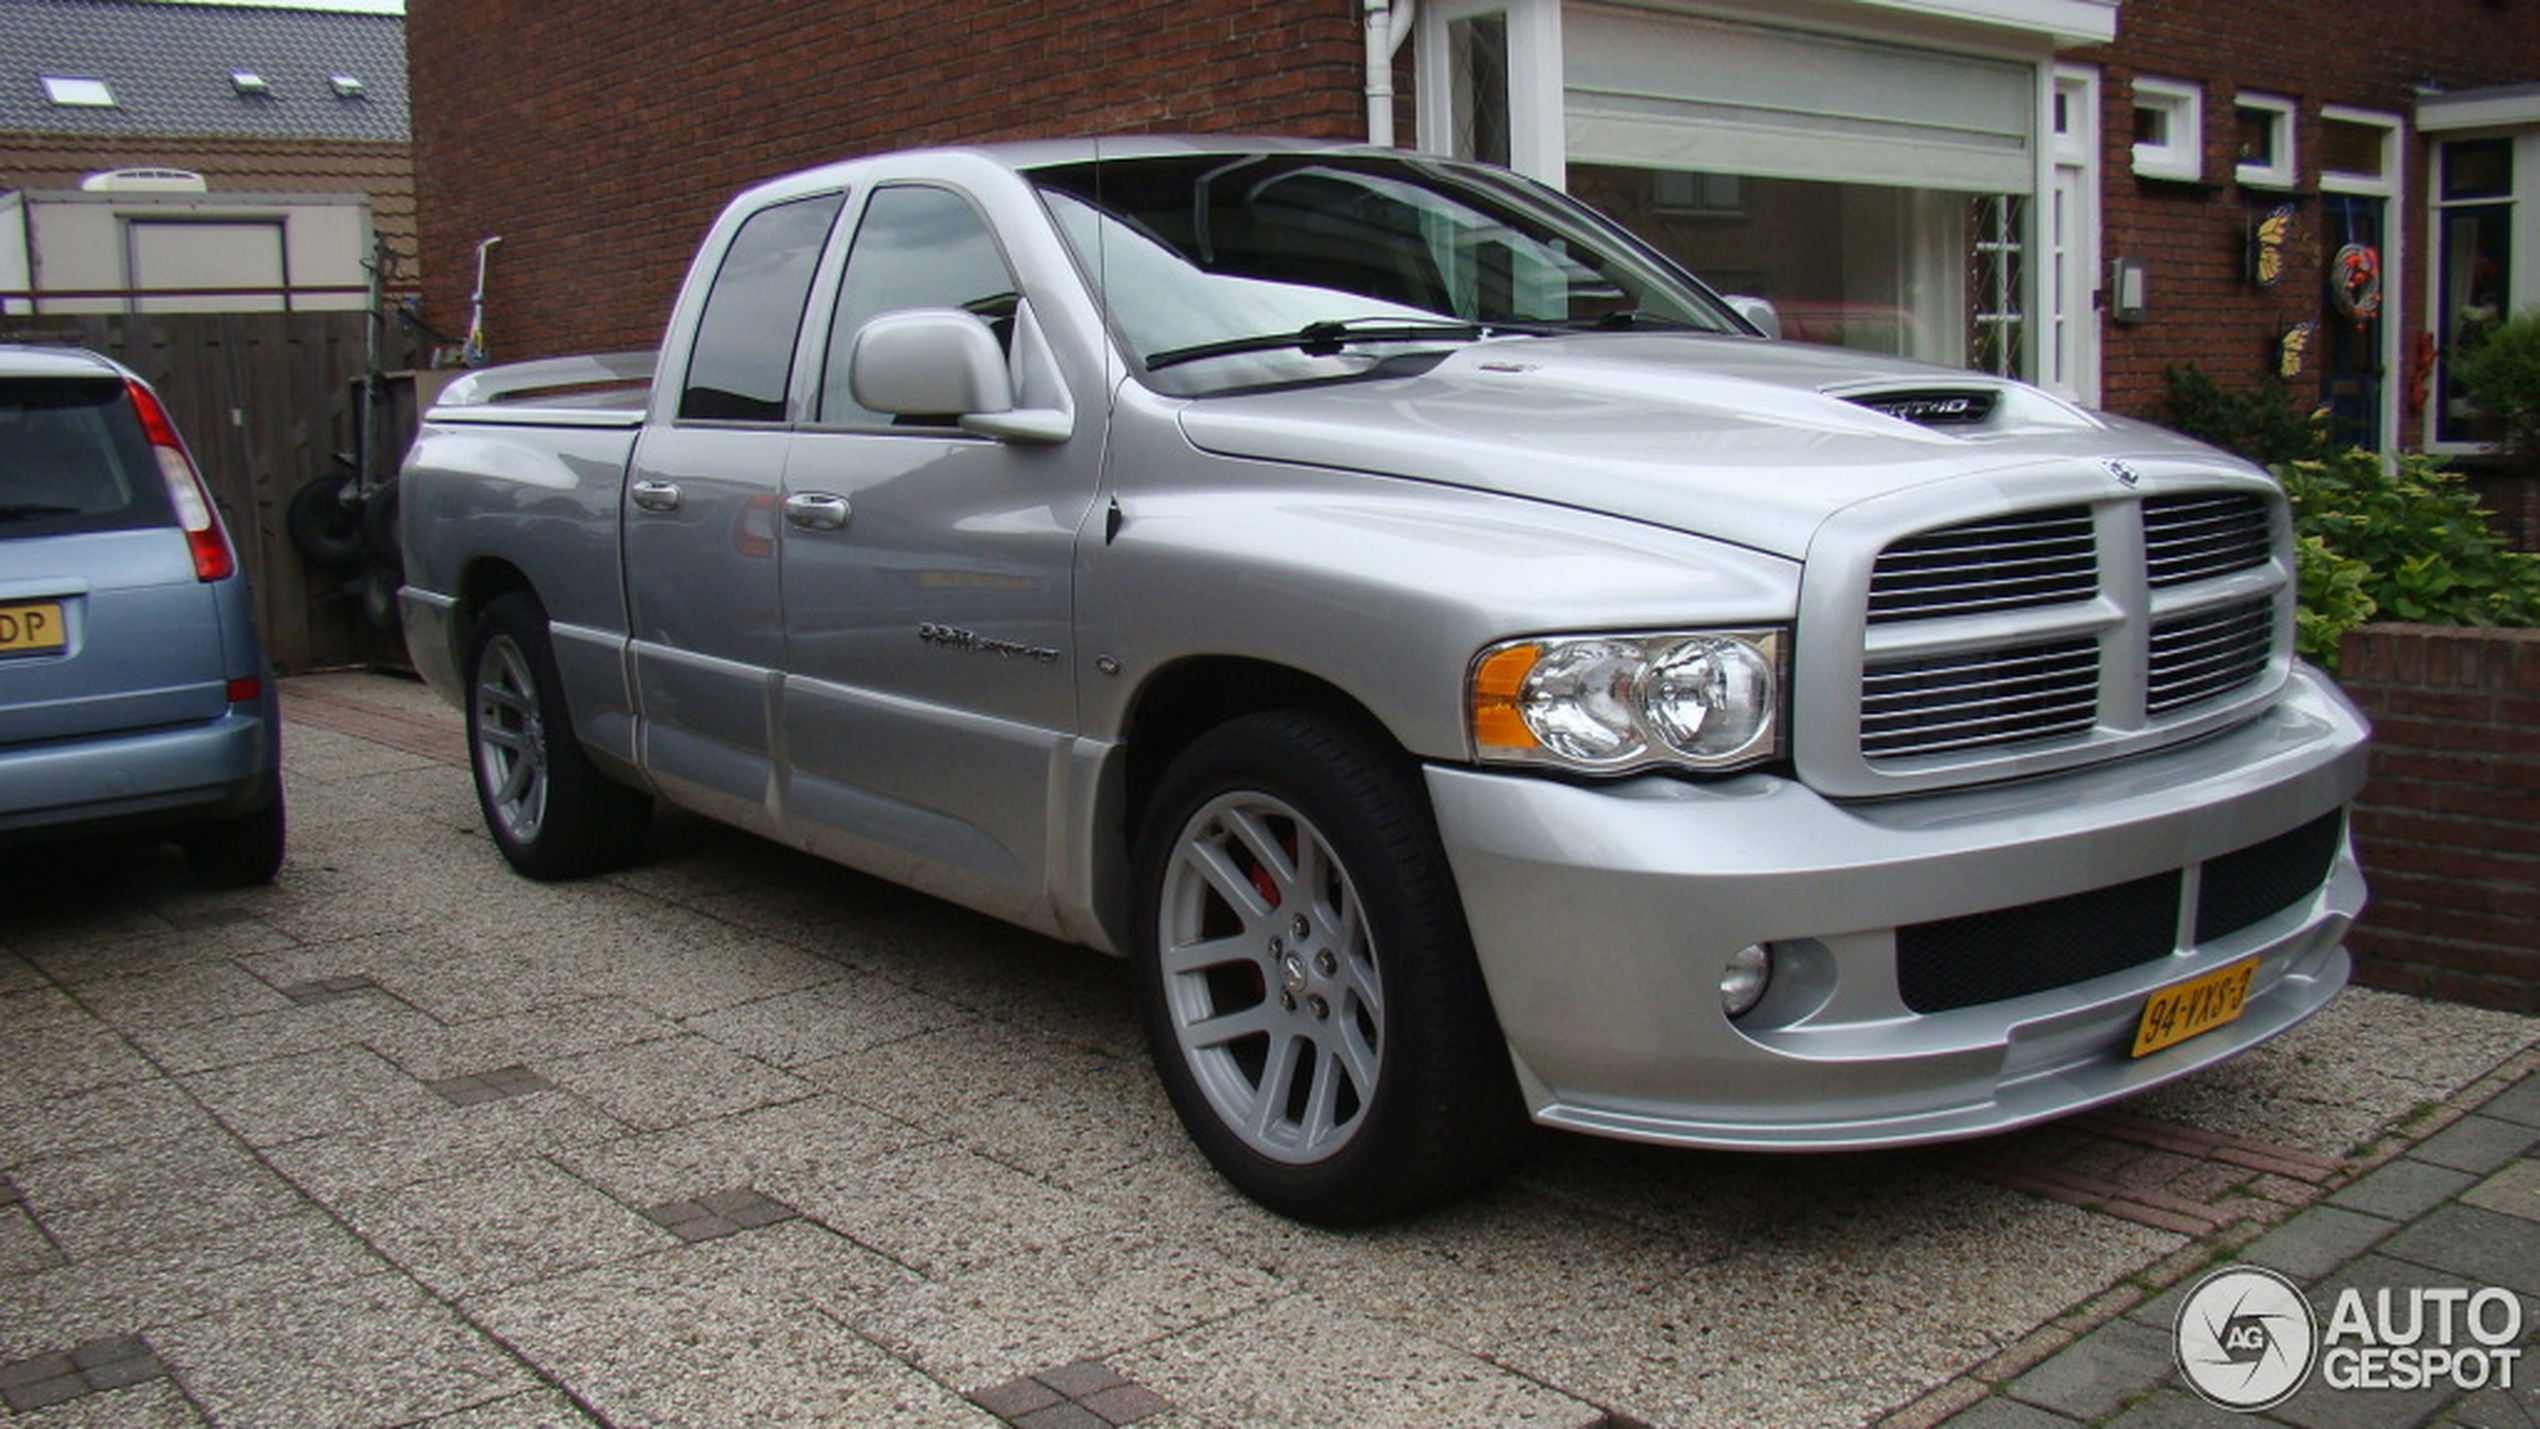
(2109, 257, 2150, 324)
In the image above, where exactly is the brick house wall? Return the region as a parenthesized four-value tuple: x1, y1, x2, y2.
(2337, 624, 2540, 1014)
(2073, 1, 2540, 441)
(405, 0, 1365, 362)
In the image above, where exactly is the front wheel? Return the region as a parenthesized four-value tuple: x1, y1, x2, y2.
(1134, 709, 1528, 1225)
(465, 593, 651, 880)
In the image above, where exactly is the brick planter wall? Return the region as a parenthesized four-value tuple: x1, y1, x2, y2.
(2335, 624, 2540, 1013)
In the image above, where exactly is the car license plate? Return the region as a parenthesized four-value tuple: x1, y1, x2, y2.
(0, 600, 65, 656)
(2132, 958, 2256, 1058)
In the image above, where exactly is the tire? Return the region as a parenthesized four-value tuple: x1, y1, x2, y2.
(465, 592, 652, 879)
(1133, 708, 1529, 1225)
(180, 780, 286, 887)
(286, 472, 364, 572)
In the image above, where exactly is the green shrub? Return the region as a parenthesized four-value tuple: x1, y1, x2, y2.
(2160, 363, 2330, 468)
(2277, 449, 2540, 667)
(2452, 309, 2540, 460)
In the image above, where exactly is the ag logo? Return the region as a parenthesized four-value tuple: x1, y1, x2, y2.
(2175, 1265, 2318, 1412)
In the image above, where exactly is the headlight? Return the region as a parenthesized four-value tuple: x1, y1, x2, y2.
(1469, 628, 1785, 774)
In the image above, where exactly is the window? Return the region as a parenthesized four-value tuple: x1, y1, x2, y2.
(1653, 172, 1745, 216)
(2320, 110, 2396, 185)
(2234, 94, 2296, 189)
(1448, 11, 1512, 168)
(40, 76, 115, 108)
(678, 193, 845, 423)
(818, 186, 1017, 425)
(2435, 138, 2516, 444)
(2132, 77, 2204, 182)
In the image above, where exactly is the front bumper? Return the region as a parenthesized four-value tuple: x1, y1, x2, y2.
(1427, 664, 2370, 1150)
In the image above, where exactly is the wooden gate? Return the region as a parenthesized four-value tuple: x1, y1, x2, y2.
(0, 312, 429, 672)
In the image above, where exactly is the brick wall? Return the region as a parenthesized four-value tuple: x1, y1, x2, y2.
(2077, 2, 2540, 440)
(405, 0, 1364, 362)
(2336, 624, 2540, 1013)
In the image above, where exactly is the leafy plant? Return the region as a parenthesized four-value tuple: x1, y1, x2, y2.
(2159, 362, 2330, 468)
(2277, 449, 2540, 666)
(2452, 308, 2540, 460)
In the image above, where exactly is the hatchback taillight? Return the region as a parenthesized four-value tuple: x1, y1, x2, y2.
(125, 379, 235, 582)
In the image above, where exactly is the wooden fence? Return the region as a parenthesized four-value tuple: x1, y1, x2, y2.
(1, 311, 428, 672)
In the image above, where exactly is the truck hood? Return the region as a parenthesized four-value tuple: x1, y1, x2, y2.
(1174, 334, 2238, 559)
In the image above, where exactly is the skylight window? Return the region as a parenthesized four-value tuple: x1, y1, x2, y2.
(40, 76, 117, 108)
(328, 75, 366, 98)
(232, 72, 272, 97)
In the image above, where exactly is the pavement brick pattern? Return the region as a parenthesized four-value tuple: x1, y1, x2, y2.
(0, 671, 2531, 1428)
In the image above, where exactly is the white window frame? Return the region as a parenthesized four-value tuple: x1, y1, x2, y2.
(2132, 76, 2204, 183)
(2048, 65, 2103, 404)
(39, 76, 115, 108)
(2320, 105, 2401, 190)
(2233, 92, 2298, 190)
(1415, 0, 1567, 185)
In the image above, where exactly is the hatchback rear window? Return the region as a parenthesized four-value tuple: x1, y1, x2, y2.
(0, 376, 176, 538)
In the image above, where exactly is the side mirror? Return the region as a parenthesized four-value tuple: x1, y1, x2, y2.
(1727, 295, 1782, 341)
(848, 309, 1071, 443)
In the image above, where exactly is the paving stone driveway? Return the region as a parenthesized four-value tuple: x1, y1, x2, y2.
(0, 672, 2533, 1428)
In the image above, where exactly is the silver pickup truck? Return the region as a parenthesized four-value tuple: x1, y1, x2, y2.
(399, 137, 2371, 1224)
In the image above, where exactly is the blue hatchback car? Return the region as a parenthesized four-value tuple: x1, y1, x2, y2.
(0, 345, 284, 885)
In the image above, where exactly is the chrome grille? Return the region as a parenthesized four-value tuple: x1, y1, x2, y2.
(2144, 493, 2271, 587)
(2149, 598, 2275, 714)
(1861, 638, 2099, 759)
(1817, 478, 2295, 790)
(1867, 507, 2096, 624)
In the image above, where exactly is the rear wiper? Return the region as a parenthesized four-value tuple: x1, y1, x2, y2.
(0, 504, 80, 521)
(1146, 317, 1548, 373)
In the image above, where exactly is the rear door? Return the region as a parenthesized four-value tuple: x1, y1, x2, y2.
(621, 191, 844, 834)
(0, 373, 228, 751)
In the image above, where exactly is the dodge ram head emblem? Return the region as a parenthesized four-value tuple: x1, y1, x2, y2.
(2106, 459, 2142, 488)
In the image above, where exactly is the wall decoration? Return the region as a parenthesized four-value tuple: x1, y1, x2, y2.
(2279, 321, 2317, 379)
(2249, 202, 2297, 287)
(2330, 242, 2383, 323)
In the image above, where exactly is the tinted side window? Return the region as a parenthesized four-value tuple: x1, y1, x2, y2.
(819, 186, 1018, 425)
(679, 192, 846, 422)
(0, 377, 173, 539)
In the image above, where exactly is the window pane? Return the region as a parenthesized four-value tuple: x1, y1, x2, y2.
(2319, 118, 2386, 178)
(2439, 202, 2514, 443)
(2234, 107, 2278, 169)
(1450, 13, 1512, 167)
(2443, 139, 2514, 201)
(820, 186, 1017, 425)
(680, 193, 845, 422)
(1573, 163, 2015, 370)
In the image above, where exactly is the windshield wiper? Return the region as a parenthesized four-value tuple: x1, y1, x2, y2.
(1145, 317, 1543, 373)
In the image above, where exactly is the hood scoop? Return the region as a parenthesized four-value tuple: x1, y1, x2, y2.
(1842, 386, 2003, 429)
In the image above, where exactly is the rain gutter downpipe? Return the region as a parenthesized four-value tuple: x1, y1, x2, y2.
(1364, 0, 1416, 147)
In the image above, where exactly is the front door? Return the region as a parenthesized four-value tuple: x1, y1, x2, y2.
(777, 182, 1102, 926)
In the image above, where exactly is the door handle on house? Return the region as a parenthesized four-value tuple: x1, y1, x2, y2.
(783, 492, 852, 531)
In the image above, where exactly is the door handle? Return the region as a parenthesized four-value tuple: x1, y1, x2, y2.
(629, 479, 682, 513)
(784, 492, 852, 531)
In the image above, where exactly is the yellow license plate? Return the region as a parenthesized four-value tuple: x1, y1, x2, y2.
(2132, 958, 2256, 1058)
(0, 601, 65, 656)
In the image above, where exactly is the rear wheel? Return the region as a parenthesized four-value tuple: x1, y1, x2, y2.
(466, 593, 651, 879)
(1134, 708, 1528, 1224)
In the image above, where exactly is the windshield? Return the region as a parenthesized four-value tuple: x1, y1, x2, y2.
(1030, 151, 1746, 395)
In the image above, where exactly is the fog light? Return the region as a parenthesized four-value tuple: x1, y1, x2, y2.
(1720, 943, 1773, 1018)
